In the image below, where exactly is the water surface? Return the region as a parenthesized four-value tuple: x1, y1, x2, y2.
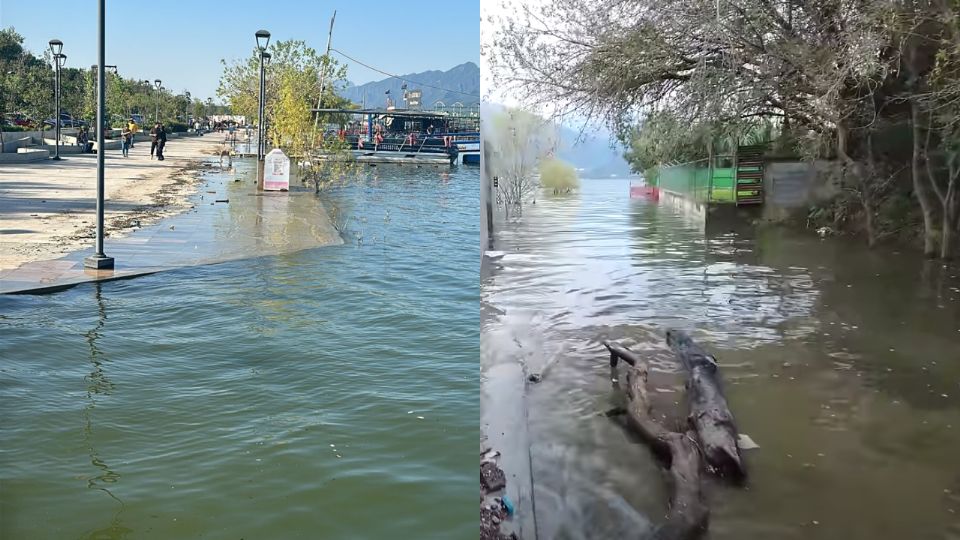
(1, 164, 478, 539)
(481, 178, 960, 539)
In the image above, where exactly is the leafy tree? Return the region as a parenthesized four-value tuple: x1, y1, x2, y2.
(540, 158, 579, 193)
(486, 107, 557, 216)
(490, 0, 960, 257)
(2, 25, 216, 135)
(218, 39, 349, 153)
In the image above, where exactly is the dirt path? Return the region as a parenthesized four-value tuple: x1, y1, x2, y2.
(0, 133, 227, 271)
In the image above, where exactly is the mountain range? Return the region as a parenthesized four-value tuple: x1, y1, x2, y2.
(340, 62, 480, 109)
(480, 102, 633, 178)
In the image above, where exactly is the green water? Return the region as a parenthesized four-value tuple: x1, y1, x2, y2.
(0, 164, 479, 539)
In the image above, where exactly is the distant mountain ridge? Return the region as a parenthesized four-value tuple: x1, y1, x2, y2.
(480, 102, 633, 178)
(340, 62, 480, 109)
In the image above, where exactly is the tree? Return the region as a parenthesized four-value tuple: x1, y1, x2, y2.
(490, 0, 960, 258)
(486, 107, 556, 216)
(1, 27, 53, 126)
(218, 39, 349, 154)
(913, 0, 960, 258)
(540, 158, 579, 193)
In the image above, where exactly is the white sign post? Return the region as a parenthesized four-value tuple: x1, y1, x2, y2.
(263, 148, 290, 191)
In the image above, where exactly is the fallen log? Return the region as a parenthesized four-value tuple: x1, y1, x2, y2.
(605, 341, 643, 368)
(666, 330, 745, 481)
(604, 342, 708, 539)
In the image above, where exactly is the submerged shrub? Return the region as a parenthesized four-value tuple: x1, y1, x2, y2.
(540, 158, 579, 194)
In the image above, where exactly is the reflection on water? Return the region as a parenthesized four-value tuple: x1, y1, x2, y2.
(0, 166, 478, 539)
(481, 178, 960, 539)
(82, 284, 130, 539)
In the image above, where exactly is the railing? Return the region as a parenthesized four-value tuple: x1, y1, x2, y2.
(655, 157, 738, 204)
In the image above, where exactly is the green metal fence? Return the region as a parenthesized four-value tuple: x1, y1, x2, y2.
(654, 158, 737, 204)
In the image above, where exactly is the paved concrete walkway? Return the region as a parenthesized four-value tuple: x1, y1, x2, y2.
(0, 161, 342, 294)
(0, 134, 225, 270)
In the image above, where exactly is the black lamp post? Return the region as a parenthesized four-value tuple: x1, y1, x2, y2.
(83, 0, 113, 270)
(255, 29, 270, 161)
(154, 79, 162, 122)
(260, 52, 271, 157)
(49, 39, 64, 160)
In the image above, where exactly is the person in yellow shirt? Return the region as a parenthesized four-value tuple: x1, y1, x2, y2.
(127, 118, 139, 148)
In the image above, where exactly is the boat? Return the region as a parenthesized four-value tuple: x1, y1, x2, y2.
(312, 108, 479, 166)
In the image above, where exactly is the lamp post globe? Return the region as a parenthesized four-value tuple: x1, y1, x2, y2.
(255, 29, 271, 52)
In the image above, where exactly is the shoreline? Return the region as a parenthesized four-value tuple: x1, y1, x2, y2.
(0, 134, 223, 272)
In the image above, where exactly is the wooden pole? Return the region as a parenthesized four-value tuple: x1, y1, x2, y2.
(314, 10, 337, 133)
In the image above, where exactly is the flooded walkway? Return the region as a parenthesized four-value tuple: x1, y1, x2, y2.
(481, 178, 960, 539)
(0, 165, 478, 539)
(0, 160, 340, 294)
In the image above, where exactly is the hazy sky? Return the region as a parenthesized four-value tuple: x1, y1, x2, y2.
(0, 0, 479, 102)
(481, 0, 509, 105)
(482, 0, 555, 113)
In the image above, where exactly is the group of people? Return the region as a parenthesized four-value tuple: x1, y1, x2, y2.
(119, 119, 166, 160)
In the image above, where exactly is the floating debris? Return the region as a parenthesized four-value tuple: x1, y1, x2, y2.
(738, 433, 760, 450)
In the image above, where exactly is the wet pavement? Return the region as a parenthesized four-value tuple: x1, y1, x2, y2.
(0, 159, 341, 294)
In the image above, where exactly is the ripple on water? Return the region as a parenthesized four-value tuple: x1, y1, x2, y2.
(0, 166, 478, 540)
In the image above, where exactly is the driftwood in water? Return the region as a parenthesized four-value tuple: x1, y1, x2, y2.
(666, 330, 745, 481)
(605, 341, 708, 540)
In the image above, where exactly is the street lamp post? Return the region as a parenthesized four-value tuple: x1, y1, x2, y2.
(83, 0, 114, 270)
(260, 52, 271, 156)
(154, 79, 162, 122)
(48, 39, 63, 160)
(255, 29, 270, 161)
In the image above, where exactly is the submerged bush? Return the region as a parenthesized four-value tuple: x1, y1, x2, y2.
(540, 158, 579, 194)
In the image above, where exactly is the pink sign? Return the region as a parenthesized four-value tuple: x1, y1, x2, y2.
(263, 149, 290, 191)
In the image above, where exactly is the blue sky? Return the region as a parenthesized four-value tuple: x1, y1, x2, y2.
(0, 0, 479, 102)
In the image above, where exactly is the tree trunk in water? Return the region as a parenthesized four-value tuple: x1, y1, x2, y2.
(666, 330, 746, 480)
(605, 342, 708, 540)
(862, 194, 878, 248)
(911, 101, 939, 257)
(944, 216, 955, 259)
(943, 183, 957, 259)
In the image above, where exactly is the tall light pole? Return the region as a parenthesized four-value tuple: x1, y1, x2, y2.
(49, 39, 64, 160)
(255, 29, 270, 161)
(84, 0, 113, 270)
(260, 52, 271, 156)
(154, 79, 162, 122)
(90, 64, 116, 137)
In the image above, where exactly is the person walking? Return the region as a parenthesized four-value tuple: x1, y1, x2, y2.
(156, 123, 167, 161)
(77, 127, 87, 152)
(150, 122, 160, 159)
(121, 125, 131, 157)
(127, 117, 138, 148)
